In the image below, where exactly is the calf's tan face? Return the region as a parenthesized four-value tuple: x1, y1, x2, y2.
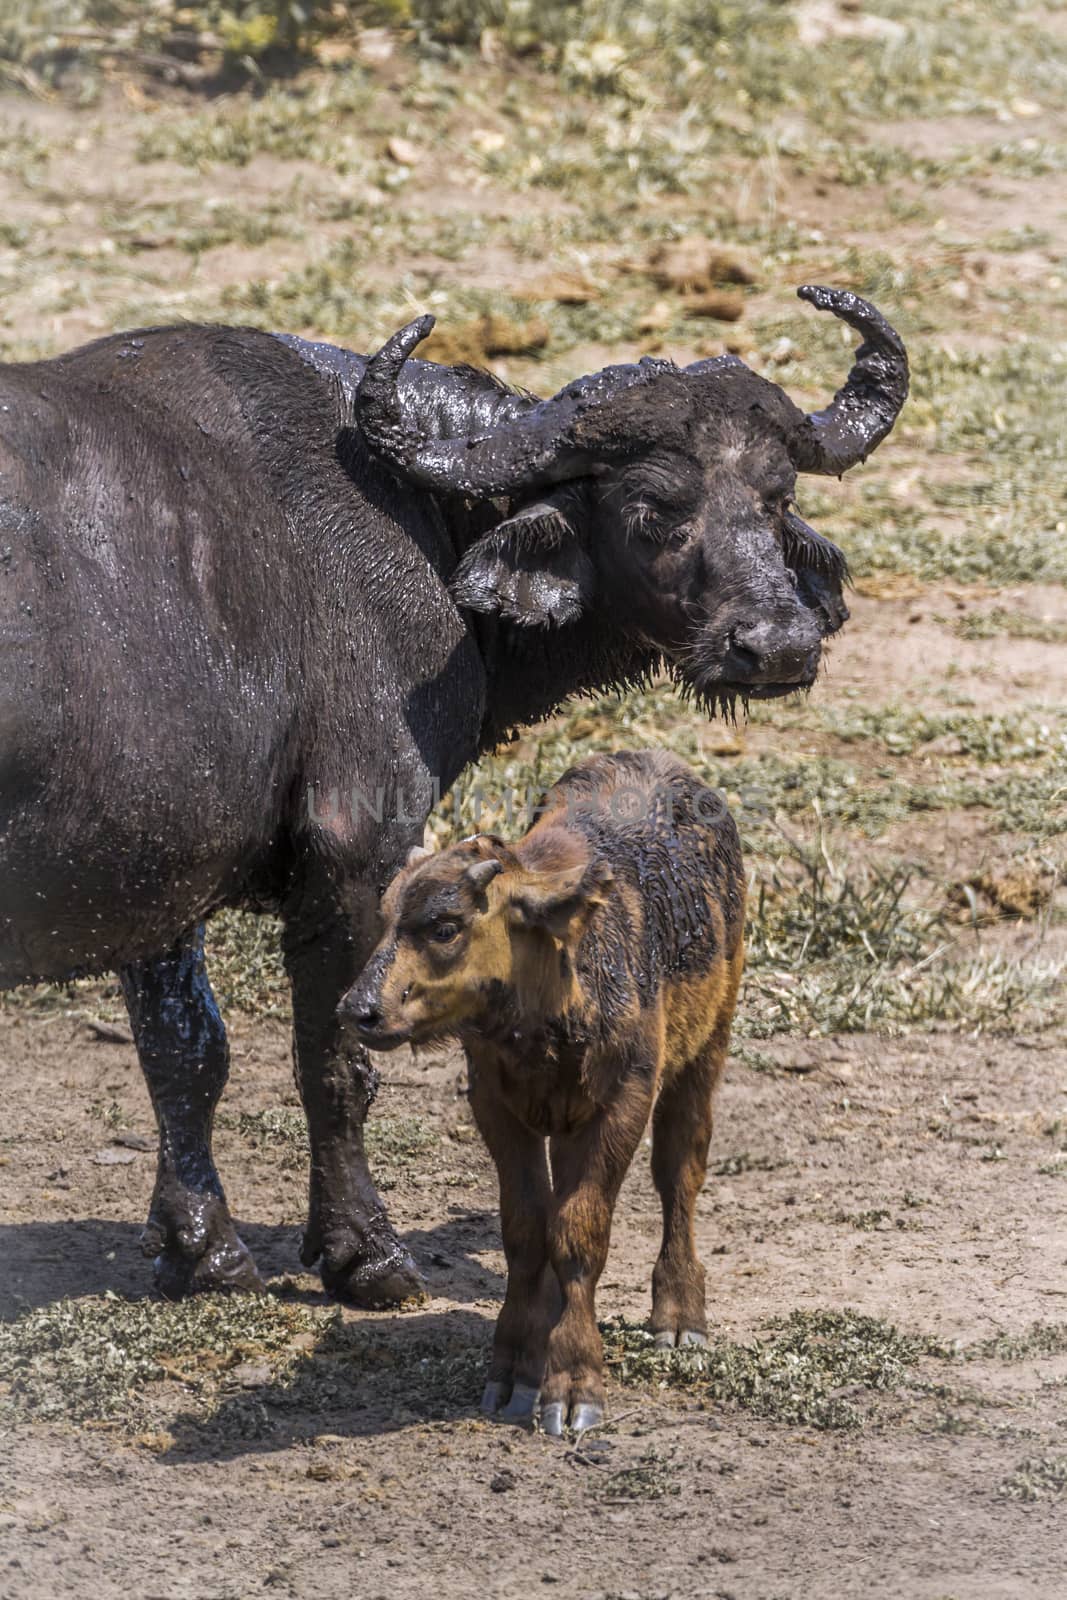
(338, 836, 611, 1049)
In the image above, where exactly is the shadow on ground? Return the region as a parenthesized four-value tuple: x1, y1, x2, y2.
(0, 1213, 505, 1317)
(161, 1302, 496, 1461)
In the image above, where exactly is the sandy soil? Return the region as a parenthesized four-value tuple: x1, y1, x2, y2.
(2, 1008, 1065, 1600)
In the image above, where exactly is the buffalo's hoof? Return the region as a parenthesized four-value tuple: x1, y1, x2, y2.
(482, 1380, 539, 1425)
(147, 1227, 264, 1300)
(320, 1243, 426, 1309)
(540, 1399, 604, 1437)
(652, 1328, 708, 1350)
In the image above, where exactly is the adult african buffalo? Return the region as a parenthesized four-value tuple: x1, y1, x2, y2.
(0, 285, 907, 1305)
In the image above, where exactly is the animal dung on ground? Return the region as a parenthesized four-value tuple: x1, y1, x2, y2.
(513, 272, 601, 305)
(683, 290, 746, 323)
(647, 236, 759, 292)
(419, 313, 550, 366)
(948, 868, 1055, 924)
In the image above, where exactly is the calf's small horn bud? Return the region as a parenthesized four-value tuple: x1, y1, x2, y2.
(466, 859, 503, 893)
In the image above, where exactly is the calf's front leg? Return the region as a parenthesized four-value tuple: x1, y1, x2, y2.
(468, 1067, 558, 1425)
(542, 1069, 655, 1435)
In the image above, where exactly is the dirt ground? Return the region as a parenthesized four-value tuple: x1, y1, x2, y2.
(2, 1001, 1065, 1599)
(2, 595, 1065, 1600)
(2, 5, 1067, 1597)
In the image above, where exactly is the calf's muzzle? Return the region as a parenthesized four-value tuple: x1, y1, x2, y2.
(337, 949, 406, 1050)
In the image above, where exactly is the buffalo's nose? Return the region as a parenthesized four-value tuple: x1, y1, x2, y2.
(728, 619, 820, 684)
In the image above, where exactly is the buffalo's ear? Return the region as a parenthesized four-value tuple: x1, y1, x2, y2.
(508, 859, 613, 943)
(450, 488, 595, 627)
(794, 564, 850, 636)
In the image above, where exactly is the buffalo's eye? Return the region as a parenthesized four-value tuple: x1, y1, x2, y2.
(624, 503, 693, 546)
(430, 921, 461, 944)
(658, 520, 695, 548)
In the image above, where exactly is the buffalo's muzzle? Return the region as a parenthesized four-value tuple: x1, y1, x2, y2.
(723, 617, 821, 687)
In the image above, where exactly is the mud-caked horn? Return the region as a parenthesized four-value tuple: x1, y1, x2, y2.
(789, 285, 909, 476)
(355, 320, 672, 500)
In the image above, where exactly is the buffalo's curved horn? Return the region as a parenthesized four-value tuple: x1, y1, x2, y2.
(355, 319, 647, 498)
(790, 285, 909, 476)
(353, 314, 436, 461)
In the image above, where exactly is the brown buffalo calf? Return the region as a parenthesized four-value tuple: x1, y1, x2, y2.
(340, 750, 745, 1434)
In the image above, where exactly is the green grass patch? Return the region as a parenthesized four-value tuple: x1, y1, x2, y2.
(4, 1287, 1062, 1437)
(217, 1105, 307, 1168)
(970, 1323, 1067, 1364)
(999, 1455, 1067, 1503)
(605, 1311, 1067, 1429)
(0, 1292, 310, 1424)
(135, 75, 378, 172)
(822, 706, 1066, 764)
(597, 1446, 681, 1502)
(950, 608, 1067, 646)
(603, 1308, 932, 1429)
(204, 909, 287, 1016)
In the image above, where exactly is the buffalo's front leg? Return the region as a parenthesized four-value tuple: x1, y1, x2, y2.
(121, 927, 263, 1297)
(284, 905, 423, 1308)
(468, 1068, 558, 1425)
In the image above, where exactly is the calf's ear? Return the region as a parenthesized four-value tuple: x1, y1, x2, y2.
(450, 488, 596, 627)
(509, 859, 613, 943)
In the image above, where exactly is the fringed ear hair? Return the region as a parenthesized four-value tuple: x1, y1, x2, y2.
(781, 510, 850, 585)
(450, 484, 596, 627)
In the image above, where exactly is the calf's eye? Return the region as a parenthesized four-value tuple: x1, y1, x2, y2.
(431, 921, 461, 944)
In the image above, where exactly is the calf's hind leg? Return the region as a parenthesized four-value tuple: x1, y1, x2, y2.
(649, 1031, 730, 1349)
(121, 926, 263, 1298)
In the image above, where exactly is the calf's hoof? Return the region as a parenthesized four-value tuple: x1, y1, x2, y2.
(652, 1328, 709, 1350)
(318, 1241, 426, 1309)
(481, 1380, 539, 1425)
(541, 1399, 604, 1437)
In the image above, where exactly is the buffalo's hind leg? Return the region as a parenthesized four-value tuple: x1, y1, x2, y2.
(121, 926, 263, 1298)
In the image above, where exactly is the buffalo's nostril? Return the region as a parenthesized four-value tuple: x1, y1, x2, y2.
(729, 634, 763, 671)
